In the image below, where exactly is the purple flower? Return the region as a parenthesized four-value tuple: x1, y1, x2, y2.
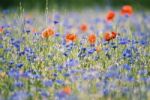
(53, 73, 58, 77)
(25, 19, 33, 25)
(123, 64, 131, 71)
(102, 88, 109, 96)
(105, 71, 120, 79)
(140, 77, 148, 82)
(54, 20, 59, 24)
(40, 90, 50, 97)
(19, 51, 25, 56)
(63, 73, 70, 77)
(32, 74, 41, 79)
(55, 32, 60, 37)
(16, 63, 24, 68)
(63, 51, 70, 57)
(2, 9, 10, 14)
(9, 60, 14, 65)
(21, 70, 31, 78)
(10, 91, 31, 100)
(57, 65, 64, 72)
(43, 80, 53, 87)
(138, 69, 147, 75)
(55, 91, 67, 99)
(55, 80, 64, 85)
(0, 44, 3, 48)
(66, 59, 79, 67)
(127, 75, 134, 82)
(139, 39, 148, 46)
(14, 81, 24, 88)
(119, 38, 129, 45)
(123, 48, 132, 58)
(8, 68, 20, 79)
(87, 48, 96, 54)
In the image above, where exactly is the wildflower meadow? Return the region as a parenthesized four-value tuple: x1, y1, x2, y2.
(0, 1, 150, 100)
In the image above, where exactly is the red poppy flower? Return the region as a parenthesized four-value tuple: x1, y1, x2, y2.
(88, 33, 96, 44)
(104, 31, 117, 41)
(0, 27, 3, 33)
(106, 10, 115, 21)
(62, 86, 71, 95)
(42, 27, 55, 38)
(121, 5, 133, 16)
(65, 33, 77, 42)
(104, 32, 112, 41)
(80, 23, 88, 32)
(111, 31, 117, 39)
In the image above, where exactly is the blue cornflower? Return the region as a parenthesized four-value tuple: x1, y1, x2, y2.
(140, 77, 148, 82)
(9, 38, 15, 44)
(2, 9, 9, 14)
(40, 90, 50, 97)
(24, 29, 31, 33)
(63, 51, 70, 57)
(138, 69, 147, 75)
(87, 48, 96, 54)
(108, 65, 118, 71)
(66, 59, 79, 67)
(105, 71, 120, 79)
(43, 80, 53, 87)
(54, 20, 59, 24)
(131, 40, 138, 44)
(53, 73, 58, 77)
(119, 38, 129, 45)
(57, 65, 63, 72)
(14, 81, 24, 88)
(2, 24, 10, 28)
(25, 19, 33, 24)
(21, 70, 31, 78)
(127, 75, 134, 82)
(19, 51, 25, 56)
(4, 30, 11, 36)
(0, 44, 3, 48)
(123, 48, 132, 58)
(55, 91, 66, 99)
(16, 63, 24, 68)
(10, 91, 31, 100)
(66, 45, 73, 51)
(55, 32, 60, 37)
(8, 68, 20, 79)
(11, 40, 22, 51)
(55, 80, 64, 85)
(32, 73, 41, 79)
(102, 88, 109, 96)
(123, 64, 131, 71)
(139, 39, 148, 46)
(63, 73, 70, 77)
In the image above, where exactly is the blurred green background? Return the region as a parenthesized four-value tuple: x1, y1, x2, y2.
(0, 0, 150, 10)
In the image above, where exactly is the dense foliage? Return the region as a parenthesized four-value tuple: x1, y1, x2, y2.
(0, 0, 150, 10)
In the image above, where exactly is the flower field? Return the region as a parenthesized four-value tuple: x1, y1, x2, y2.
(0, 5, 150, 100)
